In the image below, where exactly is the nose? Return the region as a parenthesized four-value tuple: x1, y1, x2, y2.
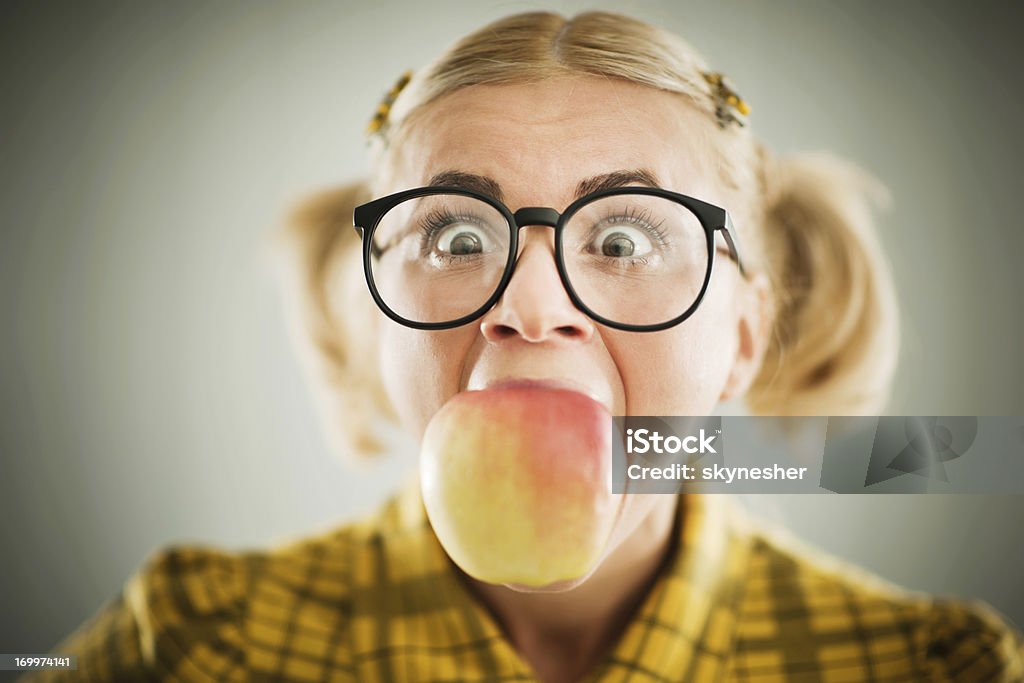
(480, 224, 595, 344)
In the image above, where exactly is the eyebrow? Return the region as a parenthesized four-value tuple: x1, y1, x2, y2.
(427, 171, 505, 202)
(426, 168, 664, 204)
(574, 169, 662, 198)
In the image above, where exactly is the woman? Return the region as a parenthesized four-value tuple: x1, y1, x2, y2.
(29, 11, 1022, 683)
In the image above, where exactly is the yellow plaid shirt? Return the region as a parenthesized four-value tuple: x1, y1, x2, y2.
(25, 482, 1023, 682)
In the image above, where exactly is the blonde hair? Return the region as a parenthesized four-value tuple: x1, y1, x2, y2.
(276, 11, 899, 458)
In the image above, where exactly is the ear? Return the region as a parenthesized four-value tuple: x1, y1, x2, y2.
(719, 271, 773, 402)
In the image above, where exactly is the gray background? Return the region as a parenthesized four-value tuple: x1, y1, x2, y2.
(2, 0, 1022, 666)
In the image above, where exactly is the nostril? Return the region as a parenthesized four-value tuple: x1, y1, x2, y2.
(489, 324, 519, 340)
(482, 320, 587, 343)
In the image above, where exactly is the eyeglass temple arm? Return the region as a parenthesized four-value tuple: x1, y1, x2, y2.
(354, 225, 387, 259)
(717, 213, 747, 278)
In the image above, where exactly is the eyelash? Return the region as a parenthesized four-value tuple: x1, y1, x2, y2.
(595, 206, 669, 244)
(417, 209, 489, 257)
(589, 206, 670, 266)
(416, 206, 671, 262)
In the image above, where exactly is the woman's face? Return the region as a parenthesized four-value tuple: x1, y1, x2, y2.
(374, 75, 768, 576)
(378, 75, 765, 434)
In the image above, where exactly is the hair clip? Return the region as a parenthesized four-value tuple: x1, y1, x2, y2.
(367, 70, 413, 136)
(701, 71, 750, 129)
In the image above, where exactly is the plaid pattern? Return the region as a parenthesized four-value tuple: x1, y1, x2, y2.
(24, 482, 1023, 682)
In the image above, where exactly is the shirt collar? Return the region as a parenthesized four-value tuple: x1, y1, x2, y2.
(370, 476, 753, 681)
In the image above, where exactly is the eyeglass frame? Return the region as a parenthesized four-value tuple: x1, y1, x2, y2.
(352, 185, 747, 333)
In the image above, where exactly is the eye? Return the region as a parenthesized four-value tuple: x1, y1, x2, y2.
(591, 225, 654, 258)
(435, 223, 491, 255)
(418, 208, 499, 259)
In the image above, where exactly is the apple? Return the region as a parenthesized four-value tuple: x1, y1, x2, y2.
(420, 383, 616, 587)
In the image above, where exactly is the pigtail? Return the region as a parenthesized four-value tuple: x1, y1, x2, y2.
(273, 181, 395, 458)
(748, 151, 900, 415)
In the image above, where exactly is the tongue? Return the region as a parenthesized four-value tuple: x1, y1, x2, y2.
(420, 385, 616, 587)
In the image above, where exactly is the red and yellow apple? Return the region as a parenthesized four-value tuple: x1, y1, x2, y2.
(420, 383, 616, 587)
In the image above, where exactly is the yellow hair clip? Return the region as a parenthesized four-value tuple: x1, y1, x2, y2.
(701, 71, 750, 128)
(367, 70, 413, 136)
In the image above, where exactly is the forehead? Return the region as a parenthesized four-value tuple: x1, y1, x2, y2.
(386, 75, 724, 208)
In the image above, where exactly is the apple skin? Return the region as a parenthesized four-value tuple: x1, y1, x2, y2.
(420, 384, 616, 587)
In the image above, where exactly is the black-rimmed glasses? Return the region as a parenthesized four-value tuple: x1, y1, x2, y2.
(353, 186, 746, 332)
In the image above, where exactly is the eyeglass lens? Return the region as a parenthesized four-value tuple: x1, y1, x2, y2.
(369, 193, 709, 327)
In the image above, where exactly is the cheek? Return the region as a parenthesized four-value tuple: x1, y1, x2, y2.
(613, 277, 739, 415)
(379, 320, 476, 441)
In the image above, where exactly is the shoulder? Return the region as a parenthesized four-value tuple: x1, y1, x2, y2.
(732, 523, 1024, 682)
(918, 598, 1024, 682)
(21, 544, 250, 683)
(131, 501, 415, 681)
(26, 520, 384, 683)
